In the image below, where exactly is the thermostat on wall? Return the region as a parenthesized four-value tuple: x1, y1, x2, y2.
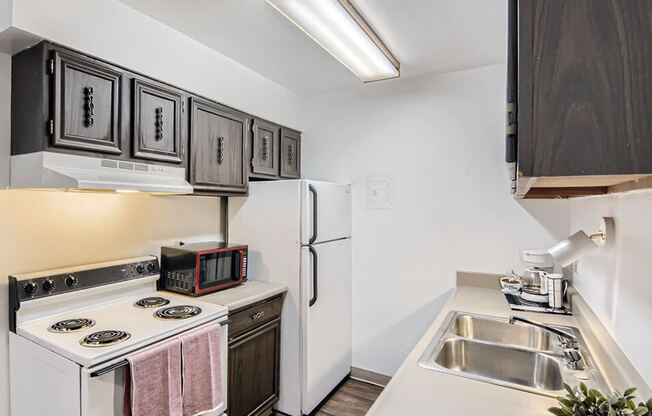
(366, 177, 393, 210)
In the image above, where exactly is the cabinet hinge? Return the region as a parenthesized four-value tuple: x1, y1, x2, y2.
(48, 120, 54, 135)
(506, 101, 517, 135)
(250, 159, 255, 168)
(181, 101, 185, 113)
(48, 59, 54, 75)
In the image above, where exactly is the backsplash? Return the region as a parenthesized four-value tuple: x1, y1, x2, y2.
(569, 189, 652, 389)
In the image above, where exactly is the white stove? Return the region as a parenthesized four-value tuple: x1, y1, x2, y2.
(9, 256, 228, 416)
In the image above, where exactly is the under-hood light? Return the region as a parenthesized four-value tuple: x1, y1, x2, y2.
(266, 0, 399, 82)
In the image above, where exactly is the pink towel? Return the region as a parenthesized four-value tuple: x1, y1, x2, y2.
(179, 322, 224, 416)
(125, 338, 183, 416)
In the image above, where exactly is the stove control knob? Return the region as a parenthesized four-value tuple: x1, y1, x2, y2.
(136, 265, 145, 274)
(147, 263, 156, 272)
(24, 282, 37, 295)
(65, 275, 78, 288)
(43, 279, 56, 292)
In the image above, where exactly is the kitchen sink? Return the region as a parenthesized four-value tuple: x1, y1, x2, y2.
(418, 311, 608, 397)
(450, 314, 557, 352)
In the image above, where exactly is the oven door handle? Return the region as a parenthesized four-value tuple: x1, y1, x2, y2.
(89, 319, 232, 377)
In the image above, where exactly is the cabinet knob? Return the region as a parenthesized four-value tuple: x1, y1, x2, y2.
(217, 136, 225, 164)
(83, 86, 95, 127)
(155, 107, 164, 141)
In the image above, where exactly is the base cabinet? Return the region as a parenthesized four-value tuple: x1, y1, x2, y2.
(227, 296, 282, 416)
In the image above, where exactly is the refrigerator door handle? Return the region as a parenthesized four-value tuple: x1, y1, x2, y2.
(309, 184, 318, 244)
(308, 245, 318, 306)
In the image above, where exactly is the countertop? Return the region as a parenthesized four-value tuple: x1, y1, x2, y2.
(366, 277, 651, 416)
(167, 281, 287, 312)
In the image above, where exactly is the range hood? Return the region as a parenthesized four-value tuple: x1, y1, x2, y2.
(10, 152, 193, 194)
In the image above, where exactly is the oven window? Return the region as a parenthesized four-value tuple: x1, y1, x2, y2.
(199, 251, 234, 287)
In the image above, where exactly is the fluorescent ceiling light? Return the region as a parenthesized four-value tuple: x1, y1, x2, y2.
(266, 0, 399, 82)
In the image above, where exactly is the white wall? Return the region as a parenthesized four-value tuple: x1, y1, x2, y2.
(299, 65, 570, 376)
(3, 0, 301, 128)
(0, 0, 10, 33)
(569, 190, 652, 388)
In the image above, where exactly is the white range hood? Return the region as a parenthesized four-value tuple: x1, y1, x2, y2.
(10, 152, 193, 194)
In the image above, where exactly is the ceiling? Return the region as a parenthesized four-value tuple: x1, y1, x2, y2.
(117, 0, 507, 95)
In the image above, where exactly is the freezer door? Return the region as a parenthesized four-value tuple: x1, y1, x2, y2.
(300, 239, 352, 414)
(301, 181, 351, 245)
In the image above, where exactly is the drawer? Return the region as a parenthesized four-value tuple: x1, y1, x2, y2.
(229, 295, 282, 339)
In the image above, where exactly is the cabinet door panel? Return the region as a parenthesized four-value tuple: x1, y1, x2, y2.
(53, 51, 122, 154)
(228, 319, 280, 416)
(251, 119, 280, 177)
(132, 79, 183, 164)
(190, 98, 247, 193)
(519, 0, 652, 177)
(280, 128, 301, 178)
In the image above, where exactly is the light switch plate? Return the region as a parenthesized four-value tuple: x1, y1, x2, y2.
(366, 177, 393, 210)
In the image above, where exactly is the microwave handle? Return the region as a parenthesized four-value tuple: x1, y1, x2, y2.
(309, 184, 318, 244)
(308, 246, 318, 307)
(238, 249, 247, 279)
(89, 319, 232, 377)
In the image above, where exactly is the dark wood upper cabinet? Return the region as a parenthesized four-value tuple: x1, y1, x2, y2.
(280, 127, 301, 179)
(511, 0, 652, 198)
(132, 78, 185, 164)
(189, 97, 248, 194)
(52, 50, 123, 154)
(250, 118, 280, 178)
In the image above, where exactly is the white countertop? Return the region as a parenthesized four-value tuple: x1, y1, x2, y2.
(366, 282, 650, 416)
(175, 281, 287, 312)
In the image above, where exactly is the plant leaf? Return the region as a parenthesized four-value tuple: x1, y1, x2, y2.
(548, 407, 566, 416)
(625, 388, 638, 397)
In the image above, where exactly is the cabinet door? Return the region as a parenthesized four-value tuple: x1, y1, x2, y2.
(251, 119, 280, 177)
(189, 98, 247, 194)
(52, 50, 123, 154)
(280, 128, 301, 178)
(228, 318, 280, 416)
(518, 0, 652, 177)
(132, 79, 184, 164)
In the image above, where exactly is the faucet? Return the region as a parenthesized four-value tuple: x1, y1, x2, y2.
(509, 315, 585, 370)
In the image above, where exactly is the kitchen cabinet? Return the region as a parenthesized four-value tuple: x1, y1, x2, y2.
(279, 127, 301, 179)
(132, 78, 186, 164)
(508, 0, 652, 198)
(227, 295, 282, 416)
(250, 118, 281, 179)
(12, 42, 127, 157)
(189, 97, 248, 195)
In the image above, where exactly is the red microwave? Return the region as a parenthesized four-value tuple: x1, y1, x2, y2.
(160, 242, 248, 296)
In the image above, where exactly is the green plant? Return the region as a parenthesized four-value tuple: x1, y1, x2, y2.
(549, 383, 652, 416)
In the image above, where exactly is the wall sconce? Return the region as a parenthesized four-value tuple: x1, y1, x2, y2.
(547, 218, 613, 267)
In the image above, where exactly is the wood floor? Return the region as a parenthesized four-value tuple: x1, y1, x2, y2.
(272, 378, 384, 416)
(315, 378, 384, 416)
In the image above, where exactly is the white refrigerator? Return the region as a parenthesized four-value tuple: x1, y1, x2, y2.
(229, 180, 352, 416)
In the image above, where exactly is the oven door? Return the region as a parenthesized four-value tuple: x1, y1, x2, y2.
(80, 319, 228, 416)
(196, 249, 243, 294)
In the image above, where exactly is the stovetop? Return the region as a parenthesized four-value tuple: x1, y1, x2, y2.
(17, 290, 227, 367)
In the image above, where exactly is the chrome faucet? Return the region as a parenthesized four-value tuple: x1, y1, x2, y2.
(509, 315, 585, 370)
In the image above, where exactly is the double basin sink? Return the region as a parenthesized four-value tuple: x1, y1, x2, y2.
(418, 312, 608, 396)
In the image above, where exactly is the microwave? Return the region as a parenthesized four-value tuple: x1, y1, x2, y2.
(160, 242, 248, 296)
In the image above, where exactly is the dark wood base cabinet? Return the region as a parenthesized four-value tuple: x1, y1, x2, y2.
(508, 0, 652, 198)
(227, 295, 282, 416)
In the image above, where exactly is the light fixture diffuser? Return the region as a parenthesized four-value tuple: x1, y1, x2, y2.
(266, 0, 400, 82)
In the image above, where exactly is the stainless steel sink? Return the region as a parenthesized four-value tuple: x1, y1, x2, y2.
(418, 311, 608, 397)
(450, 314, 557, 352)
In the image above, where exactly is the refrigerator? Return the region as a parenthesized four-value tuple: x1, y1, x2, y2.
(228, 180, 352, 416)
